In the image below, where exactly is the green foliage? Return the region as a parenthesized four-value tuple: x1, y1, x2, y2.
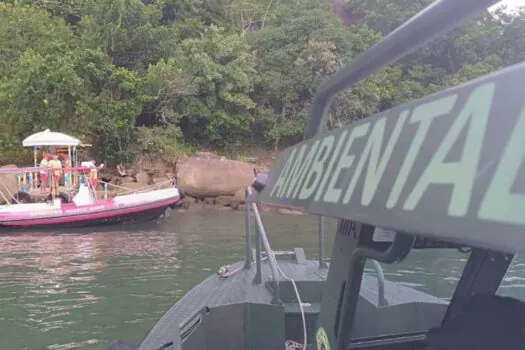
(1, 0, 525, 164)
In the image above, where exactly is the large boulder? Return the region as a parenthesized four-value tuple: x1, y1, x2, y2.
(177, 156, 255, 197)
(0, 164, 19, 204)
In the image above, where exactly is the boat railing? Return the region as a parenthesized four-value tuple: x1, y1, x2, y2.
(370, 260, 387, 307)
(243, 185, 388, 306)
(105, 179, 173, 195)
(244, 186, 281, 304)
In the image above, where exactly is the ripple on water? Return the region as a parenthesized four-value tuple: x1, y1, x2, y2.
(0, 219, 184, 350)
(0, 212, 524, 350)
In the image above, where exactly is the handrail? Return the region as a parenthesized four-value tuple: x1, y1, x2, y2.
(319, 215, 327, 268)
(370, 260, 387, 307)
(304, 0, 499, 139)
(245, 186, 281, 303)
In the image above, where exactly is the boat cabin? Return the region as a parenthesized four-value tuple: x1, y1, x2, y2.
(108, 0, 525, 349)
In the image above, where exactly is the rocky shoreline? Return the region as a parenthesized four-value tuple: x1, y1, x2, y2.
(178, 194, 304, 215)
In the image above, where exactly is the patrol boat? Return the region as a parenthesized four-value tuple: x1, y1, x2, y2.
(107, 0, 525, 349)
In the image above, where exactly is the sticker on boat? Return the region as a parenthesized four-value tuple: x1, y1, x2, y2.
(316, 327, 330, 350)
(372, 227, 396, 242)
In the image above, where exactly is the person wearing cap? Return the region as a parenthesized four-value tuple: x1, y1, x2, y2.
(39, 154, 51, 193)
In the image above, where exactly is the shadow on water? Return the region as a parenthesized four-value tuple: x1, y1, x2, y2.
(0, 210, 522, 349)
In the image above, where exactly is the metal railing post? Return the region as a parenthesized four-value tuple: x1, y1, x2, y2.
(244, 187, 253, 269)
(370, 260, 387, 307)
(319, 215, 327, 268)
(254, 222, 262, 284)
(251, 201, 280, 302)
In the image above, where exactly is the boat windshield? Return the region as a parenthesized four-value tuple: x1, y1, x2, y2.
(497, 254, 525, 301)
(351, 246, 470, 340)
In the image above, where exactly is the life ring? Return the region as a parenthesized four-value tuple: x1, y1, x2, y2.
(11, 191, 32, 204)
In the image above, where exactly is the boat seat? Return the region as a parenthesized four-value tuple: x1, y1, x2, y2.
(424, 293, 525, 350)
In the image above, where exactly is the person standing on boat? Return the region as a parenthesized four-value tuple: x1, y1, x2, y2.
(87, 160, 104, 198)
(49, 154, 62, 197)
(39, 154, 50, 193)
(63, 155, 72, 190)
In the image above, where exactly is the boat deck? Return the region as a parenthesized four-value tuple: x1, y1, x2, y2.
(139, 258, 446, 350)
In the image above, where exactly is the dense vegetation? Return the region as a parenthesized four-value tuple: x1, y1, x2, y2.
(0, 0, 524, 165)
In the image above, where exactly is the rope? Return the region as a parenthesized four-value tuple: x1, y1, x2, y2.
(216, 253, 308, 349)
(100, 179, 173, 195)
(0, 183, 11, 205)
(216, 257, 269, 279)
(279, 263, 308, 350)
(1, 182, 16, 205)
(285, 340, 304, 350)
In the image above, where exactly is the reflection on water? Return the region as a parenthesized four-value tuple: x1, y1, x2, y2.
(0, 211, 523, 349)
(0, 222, 183, 350)
(0, 211, 331, 350)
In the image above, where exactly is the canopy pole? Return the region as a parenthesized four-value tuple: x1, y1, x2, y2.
(33, 147, 38, 190)
(67, 146, 72, 193)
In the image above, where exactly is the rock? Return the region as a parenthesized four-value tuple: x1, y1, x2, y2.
(136, 171, 149, 185)
(100, 172, 112, 183)
(195, 151, 221, 159)
(116, 164, 127, 177)
(177, 157, 255, 197)
(146, 172, 154, 186)
(0, 165, 19, 204)
(232, 187, 246, 204)
(216, 196, 233, 206)
(125, 169, 137, 182)
(203, 197, 216, 205)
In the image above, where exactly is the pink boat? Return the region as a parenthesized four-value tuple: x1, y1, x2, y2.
(0, 166, 184, 229)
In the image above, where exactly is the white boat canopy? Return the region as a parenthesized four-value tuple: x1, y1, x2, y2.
(22, 129, 81, 147)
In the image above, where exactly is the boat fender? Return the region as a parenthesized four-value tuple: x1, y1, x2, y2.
(11, 191, 32, 204)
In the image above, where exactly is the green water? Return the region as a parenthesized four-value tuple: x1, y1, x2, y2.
(0, 210, 523, 349)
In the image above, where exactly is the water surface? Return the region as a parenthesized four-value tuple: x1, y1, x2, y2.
(0, 210, 522, 349)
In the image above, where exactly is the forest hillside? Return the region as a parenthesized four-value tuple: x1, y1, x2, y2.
(1, 0, 524, 165)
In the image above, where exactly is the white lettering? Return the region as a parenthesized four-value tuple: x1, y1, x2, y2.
(478, 100, 525, 224)
(314, 130, 349, 201)
(299, 136, 335, 199)
(285, 140, 320, 199)
(386, 94, 458, 209)
(281, 144, 307, 198)
(360, 110, 409, 206)
(270, 148, 297, 198)
(323, 123, 370, 203)
(404, 83, 494, 216)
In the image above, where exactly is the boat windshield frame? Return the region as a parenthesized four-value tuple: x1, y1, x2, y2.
(254, 0, 525, 255)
